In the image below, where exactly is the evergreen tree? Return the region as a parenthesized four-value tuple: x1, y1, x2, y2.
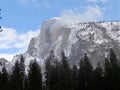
(10, 60, 22, 90)
(1, 66, 9, 90)
(19, 55, 26, 90)
(0, 9, 1, 19)
(103, 58, 110, 90)
(93, 62, 103, 90)
(49, 64, 59, 90)
(44, 56, 51, 90)
(28, 59, 43, 90)
(0, 8, 3, 32)
(78, 54, 93, 90)
(58, 51, 72, 90)
(0, 72, 2, 88)
(24, 76, 29, 90)
(78, 58, 86, 90)
(10, 55, 26, 90)
(104, 49, 120, 90)
(44, 50, 59, 90)
(72, 64, 78, 90)
(52, 60, 61, 90)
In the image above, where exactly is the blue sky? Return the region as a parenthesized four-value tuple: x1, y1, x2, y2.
(0, 0, 120, 61)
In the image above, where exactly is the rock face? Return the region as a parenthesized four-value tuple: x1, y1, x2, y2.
(0, 58, 8, 66)
(2, 19, 120, 71)
(0, 58, 8, 71)
(25, 19, 120, 67)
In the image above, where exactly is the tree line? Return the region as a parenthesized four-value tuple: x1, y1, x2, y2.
(0, 49, 120, 90)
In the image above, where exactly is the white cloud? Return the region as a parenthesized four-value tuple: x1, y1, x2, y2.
(0, 53, 15, 61)
(0, 27, 39, 49)
(58, 5, 104, 25)
(0, 27, 39, 61)
(50, 5, 104, 32)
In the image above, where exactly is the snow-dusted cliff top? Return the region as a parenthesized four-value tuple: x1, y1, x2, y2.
(2, 19, 120, 70)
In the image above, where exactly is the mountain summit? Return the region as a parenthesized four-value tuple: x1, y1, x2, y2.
(3, 19, 120, 69)
(25, 19, 120, 66)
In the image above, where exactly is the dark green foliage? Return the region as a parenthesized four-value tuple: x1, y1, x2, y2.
(44, 50, 60, 90)
(44, 56, 51, 90)
(1, 66, 9, 90)
(44, 51, 72, 90)
(0, 9, 2, 30)
(24, 76, 29, 90)
(1, 49, 120, 90)
(104, 49, 120, 90)
(78, 54, 94, 90)
(20, 55, 25, 90)
(28, 59, 43, 90)
(49, 64, 59, 90)
(10, 55, 26, 90)
(104, 57, 111, 90)
(58, 51, 72, 90)
(72, 64, 78, 90)
(93, 62, 103, 90)
(10, 60, 23, 90)
(0, 72, 1, 83)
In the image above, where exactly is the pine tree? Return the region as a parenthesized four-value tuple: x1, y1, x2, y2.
(52, 60, 60, 90)
(44, 56, 51, 90)
(19, 55, 25, 90)
(49, 64, 59, 90)
(78, 58, 86, 90)
(0, 8, 3, 32)
(1, 66, 9, 90)
(72, 64, 78, 90)
(58, 51, 72, 90)
(78, 54, 93, 90)
(24, 76, 29, 90)
(44, 50, 59, 90)
(93, 62, 103, 90)
(10, 60, 22, 90)
(0, 72, 2, 88)
(104, 49, 120, 90)
(0, 9, 1, 19)
(28, 59, 43, 90)
(103, 57, 111, 90)
(10, 55, 26, 90)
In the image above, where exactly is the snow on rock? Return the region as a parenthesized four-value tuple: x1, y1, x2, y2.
(4, 19, 120, 71)
(24, 20, 120, 67)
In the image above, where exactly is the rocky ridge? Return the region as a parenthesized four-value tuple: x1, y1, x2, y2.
(2, 19, 120, 70)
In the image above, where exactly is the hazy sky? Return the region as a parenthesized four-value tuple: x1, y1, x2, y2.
(0, 0, 120, 61)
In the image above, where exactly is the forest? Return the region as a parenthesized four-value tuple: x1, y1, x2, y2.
(0, 49, 120, 90)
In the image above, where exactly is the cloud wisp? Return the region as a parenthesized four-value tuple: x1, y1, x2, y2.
(53, 5, 104, 26)
(50, 5, 104, 36)
(0, 27, 39, 61)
